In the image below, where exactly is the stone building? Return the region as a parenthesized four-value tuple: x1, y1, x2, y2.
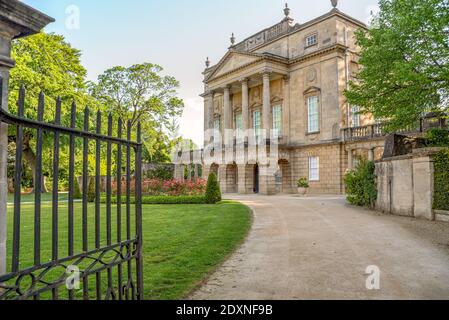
(200, 2, 386, 195)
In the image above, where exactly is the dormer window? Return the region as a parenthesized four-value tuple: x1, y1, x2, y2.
(305, 34, 318, 47)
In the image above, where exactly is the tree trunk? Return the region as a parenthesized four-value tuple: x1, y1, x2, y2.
(22, 139, 48, 193)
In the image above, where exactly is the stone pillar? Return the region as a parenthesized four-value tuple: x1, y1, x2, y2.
(259, 165, 276, 195)
(237, 164, 247, 194)
(0, 58, 10, 277)
(282, 76, 290, 143)
(348, 149, 353, 170)
(368, 148, 375, 162)
(0, 0, 54, 276)
(262, 72, 271, 134)
(413, 155, 435, 220)
(241, 78, 249, 137)
(208, 91, 214, 130)
(223, 86, 231, 130)
(218, 166, 227, 193)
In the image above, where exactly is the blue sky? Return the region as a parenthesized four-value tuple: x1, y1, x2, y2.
(22, 0, 379, 146)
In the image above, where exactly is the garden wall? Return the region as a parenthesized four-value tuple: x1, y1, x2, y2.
(375, 148, 447, 221)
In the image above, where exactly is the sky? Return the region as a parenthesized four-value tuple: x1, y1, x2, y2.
(21, 0, 380, 146)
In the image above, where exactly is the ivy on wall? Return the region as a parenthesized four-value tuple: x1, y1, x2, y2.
(433, 149, 449, 211)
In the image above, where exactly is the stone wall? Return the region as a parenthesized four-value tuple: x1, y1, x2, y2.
(375, 148, 443, 221)
(290, 142, 345, 194)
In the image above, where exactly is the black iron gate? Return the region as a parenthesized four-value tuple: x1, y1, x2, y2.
(0, 81, 143, 300)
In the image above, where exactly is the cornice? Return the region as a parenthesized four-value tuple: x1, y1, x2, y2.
(204, 44, 346, 85)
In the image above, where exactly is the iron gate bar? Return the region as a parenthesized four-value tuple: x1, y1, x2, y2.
(68, 101, 76, 300)
(12, 86, 25, 273)
(95, 110, 101, 300)
(82, 107, 89, 300)
(51, 97, 61, 300)
(117, 117, 123, 300)
(0, 82, 144, 300)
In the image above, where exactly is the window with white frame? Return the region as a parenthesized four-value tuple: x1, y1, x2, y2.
(306, 34, 317, 47)
(235, 113, 243, 141)
(272, 105, 282, 138)
(253, 110, 261, 138)
(307, 96, 319, 133)
(309, 157, 320, 181)
(352, 105, 361, 127)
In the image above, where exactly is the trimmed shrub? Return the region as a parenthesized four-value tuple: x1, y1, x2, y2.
(344, 160, 377, 208)
(433, 149, 449, 210)
(87, 177, 96, 203)
(425, 129, 449, 147)
(205, 172, 221, 204)
(100, 195, 207, 205)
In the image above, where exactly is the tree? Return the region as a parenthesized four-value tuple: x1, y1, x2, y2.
(205, 173, 221, 204)
(345, 0, 449, 131)
(90, 63, 184, 164)
(9, 32, 95, 192)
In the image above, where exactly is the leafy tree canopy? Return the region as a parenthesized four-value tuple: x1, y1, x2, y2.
(345, 0, 449, 131)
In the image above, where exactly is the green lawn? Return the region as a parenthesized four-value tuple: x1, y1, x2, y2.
(6, 197, 252, 300)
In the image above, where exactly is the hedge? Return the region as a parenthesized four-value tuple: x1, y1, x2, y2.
(100, 195, 208, 205)
(433, 149, 449, 211)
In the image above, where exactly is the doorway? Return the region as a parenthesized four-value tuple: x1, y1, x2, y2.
(253, 164, 259, 194)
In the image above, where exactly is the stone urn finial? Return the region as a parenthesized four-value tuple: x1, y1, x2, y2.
(205, 57, 210, 68)
(331, 0, 338, 8)
(230, 33, 235, 45)
(284, 3, 290, 18)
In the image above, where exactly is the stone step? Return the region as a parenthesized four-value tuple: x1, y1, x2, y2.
(435, 210, 449, 223)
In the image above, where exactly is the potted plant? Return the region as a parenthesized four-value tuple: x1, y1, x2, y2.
(297, 177, 309, 195)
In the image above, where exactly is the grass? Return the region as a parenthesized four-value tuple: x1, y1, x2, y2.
(5, 195, 252, 300)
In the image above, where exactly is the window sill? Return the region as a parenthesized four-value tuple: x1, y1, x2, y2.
(304, 43, 318, 50)
(306, 131, 320, 136)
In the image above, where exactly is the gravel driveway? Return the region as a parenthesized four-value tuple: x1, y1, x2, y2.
(190, 195, 449, 300)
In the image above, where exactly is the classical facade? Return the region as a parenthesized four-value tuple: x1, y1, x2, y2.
(199, 2, 386, 195)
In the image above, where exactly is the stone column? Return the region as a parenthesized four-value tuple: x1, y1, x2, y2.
(282, 76, 290, 143)
(223, 86, 231, 130)
(241, 78, 249, 137)
(218, 166, 227, 193)
(262, 72, 271, 134)
(237, 164, 247, 194)
(0, 59, 11, 276)
(259, 164, 276, 195)
(0, 0, 54, 276)
(208, 91, 214, 130)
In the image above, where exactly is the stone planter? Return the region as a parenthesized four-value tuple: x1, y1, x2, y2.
(297, 187, 308, 196)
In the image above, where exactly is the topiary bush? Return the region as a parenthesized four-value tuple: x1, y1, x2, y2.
(87, 177, 96, 203)
(433, 149, 449, 210)
(344, 160, 377, 208)
(205, 172, 221, 204)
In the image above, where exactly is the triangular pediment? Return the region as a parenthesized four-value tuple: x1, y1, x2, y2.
(207, 51, 263, 81)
